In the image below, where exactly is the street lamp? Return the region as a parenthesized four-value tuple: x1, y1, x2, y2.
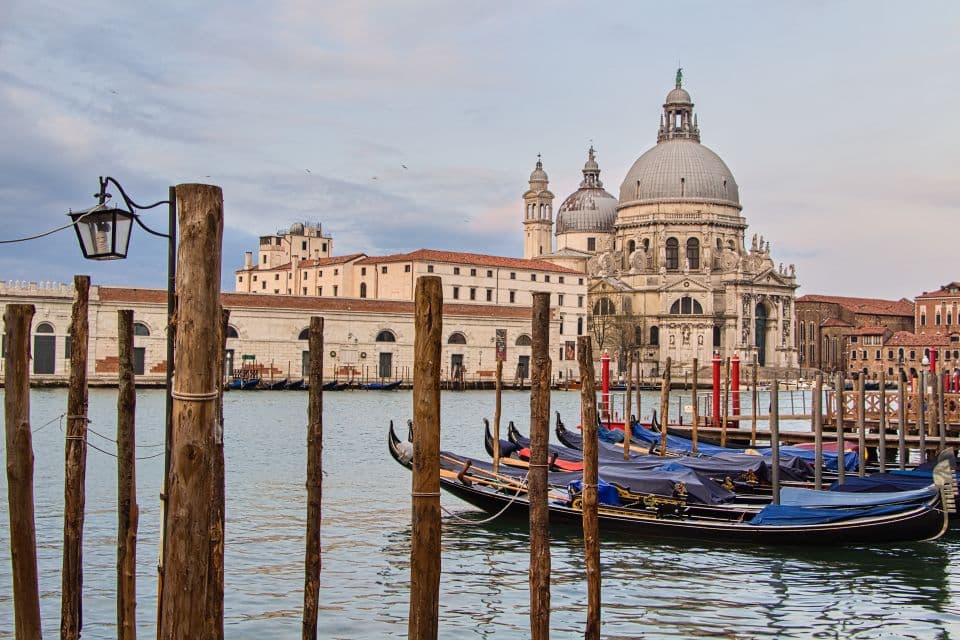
(69, 175, 177, 615)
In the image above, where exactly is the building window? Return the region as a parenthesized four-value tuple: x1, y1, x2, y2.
(252, 275, 257, 282)
(302, 287, 307, 295)
(470, 288, 476, 300)
(909, 350, 916, 360)
(427, 265, 434, 273)
(851, 336, 858, 343)
(362, 267, 367, 275)
(317, 287, 322, 296)
(238, 275, 243, 283)
(509, 291, 516, 303)
(486, 289, 493, 302)
(594, 298, 615, 315)
(577, 317, 583, 335)
(376, 330, 396, 342)
(301, 241, 307, 250)
(226, 326, 239, 338)
(579, 278, 584, 285)
(531, 274, 536, 281)
(381, 266, 387, 274)
(404, 264, 411, 273)
(333, 285, 338, 296)
(275, 273, 280, 280)
(448, 332, 466, 344)
(544, 275, 550, 283)
(936, 313, 941, 325)
(487, 270, 493, 278)
(875, 350, 881, 359)
(851, 351, 857, 360)
(558, 294, 564, 306)
(454, 267, 461, 275)
(669, 296, 703, 314)
(334, 269, 339, 275)
(578, 295, 584, 307)
(510, 272, 516, 280)
(262, 282, 266, 290)
(516, 334, 532, 346)
(921, 314, 926, 326)
(470, 268, 477, 276)
(686, 238, 700, 270)
(133, 322, 150, 336)
(650, 326, 659, 346)
(453, 287, 460, 299)
(559, 276, 564, 284)
(322, 243, 327, 252)
(587, 237, 596, 252)
(665, 238, 679, 270)
(360, 283, 367, 298)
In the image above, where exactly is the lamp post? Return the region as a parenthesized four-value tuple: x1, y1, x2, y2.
(69, 176, 177, 620)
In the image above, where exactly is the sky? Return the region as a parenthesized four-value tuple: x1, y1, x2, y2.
(1, 1, 957, 299)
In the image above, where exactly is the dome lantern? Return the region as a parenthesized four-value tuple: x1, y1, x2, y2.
(658, 68, 700, 143)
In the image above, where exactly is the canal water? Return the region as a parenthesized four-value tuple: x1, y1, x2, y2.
(1, 388, 957, 638)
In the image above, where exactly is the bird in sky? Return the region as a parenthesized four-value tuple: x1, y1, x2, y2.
(371, 176, 378, 180)
(401, 164, 408, 169)
(305, 168, 311, 173)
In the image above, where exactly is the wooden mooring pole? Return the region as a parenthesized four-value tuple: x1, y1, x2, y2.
(493, 359, 503, 475)
(878, 370, 887, 473)
(659, 357, 672, 457)
(117, 310, 139, 640)
(529, 292, 552, 640)
(691, 358, 699, 456)
(770, 380, 781, 505)
(408, 276, 442, 640)
(208, 307, 229, 640)
(750, 362, 759, 447)
(635, 356, 641, 423)
(4, 303, 42, 639)
(835, 372, 845, 485)
(159, 183, 224, 639)
(577, 336, 600, 640)
(812, 372, 823, 490)
(303, 316, 324, 640)
(62, 274, 90, 640)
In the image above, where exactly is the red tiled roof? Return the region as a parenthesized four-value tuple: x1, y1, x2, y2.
(846, 326, 887, 336)
(916, 282, 960, 299)
(885, 331, 951, 347)
(820, 318, 852, 328)
(235, 253, 365, 273)
(796, 294, 914, 317)
(356, 249, 581, 274)
(96, 287, 536, 319)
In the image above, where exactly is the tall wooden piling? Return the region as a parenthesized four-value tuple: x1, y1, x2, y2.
(528, 291, 552, 640)
(812, 373, 823, 490)
(750, 362, 759, 446)
(303, 316, 324, 640)
(635, 357, 642, 422)
(898, 370, 907, 469)
(208, 307, 229, 640)
(770, 380, 781, 505)
(623, 351, 632, 459)
(577, 336, 600, 640)
(117, 310, 139, 640)
(835, 372, 845, 485)
(935, 372, 946, 452)
(4, 304, 42, 639)
(62, 274, 90, 640)
(409, 276, 443, 640)
(691, 358, 699, 455)
(159, 183, 224, 639)
(659, 357, 672, 456)
(917, 373, 926, 461)
(493, 359, 503, 474)
(856, 375, 866, 477)
(877, 370, 887, 473)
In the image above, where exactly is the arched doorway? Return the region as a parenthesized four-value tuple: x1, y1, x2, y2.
(755, 303, 768, 366)
(34, 322, 56, 374)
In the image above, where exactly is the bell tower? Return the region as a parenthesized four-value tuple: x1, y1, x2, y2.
(522, 155, 554, 259)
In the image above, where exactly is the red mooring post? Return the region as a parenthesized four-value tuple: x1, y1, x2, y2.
(711, 352, 721, 426)
(600, 351, 611, 422)
(930, 350, 937, 374)
(731, 353, 741, 426)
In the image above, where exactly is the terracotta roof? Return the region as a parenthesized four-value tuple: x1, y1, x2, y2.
(356, 249, 581, 274)
(797, 294, 914, 317)
(235, 253, 365, 273)
(820, 318, 852, 328)
(96, 287, 536, 319)
(846, 326, 887, 336)
(885, 331, 951, 347)
(916, 282, 960, 299)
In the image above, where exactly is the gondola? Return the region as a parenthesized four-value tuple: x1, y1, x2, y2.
(263, 378, 288, 390)
(361, 380, 402, 390)
(322, 380, 349, 391)
(390, 422, 951, 544)
(227, 377, 260, 390)
(284, 378, 306, 390)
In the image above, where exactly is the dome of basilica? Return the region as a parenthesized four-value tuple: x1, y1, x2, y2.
(556, 147, 618, 234)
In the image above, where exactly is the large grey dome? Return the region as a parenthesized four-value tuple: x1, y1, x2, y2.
(556, 147, 618, 234)
(618, 139, 740, 208)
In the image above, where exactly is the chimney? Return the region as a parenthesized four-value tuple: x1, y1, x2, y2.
(244, 251, 253, 269)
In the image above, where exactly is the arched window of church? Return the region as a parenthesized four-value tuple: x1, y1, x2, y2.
(133, 322, 150, 336)
(298, 328, 310, 340)
(665, 238, 679, 270)
(649, 326, 659, 346)
(713, 325, 721, 348)
(359, 282, 367, 298)
(627, 240, 636, 255)
(376, 330, 396, 342)
(634, 325, 643, 346)
(447, 332, 466, 345)
(669, 296, 703, 315)
(686, 238, 700, 270)
(515, 334, 532, 347)
(226, 325, 239, 339)
(593, 298, 615, 316)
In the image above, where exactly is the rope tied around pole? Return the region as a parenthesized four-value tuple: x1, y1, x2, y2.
(171, 389, 220, 401)
(410, 491, 441, 498)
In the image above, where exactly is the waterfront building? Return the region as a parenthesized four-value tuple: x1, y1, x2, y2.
(848, 330, 956, 381)
(533, 72, 799, 376)
(915, 282, 960, 337)
(795, 294, 915, 374)
(0, 280, 571, 386)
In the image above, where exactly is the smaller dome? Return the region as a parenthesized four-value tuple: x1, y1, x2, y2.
(556, 147, 618, 234)
(529, 156, 548, 183)
(665, 87, 691, 104)
(289, 222, 305, 234)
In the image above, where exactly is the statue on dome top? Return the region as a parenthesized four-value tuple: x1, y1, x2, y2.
(676, 67, 683, 87)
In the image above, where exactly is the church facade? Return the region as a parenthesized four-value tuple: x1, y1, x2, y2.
(527, 73, 799, 376)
